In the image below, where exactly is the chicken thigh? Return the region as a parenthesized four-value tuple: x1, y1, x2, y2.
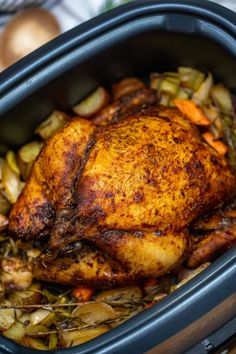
(9, 99, 236, 286)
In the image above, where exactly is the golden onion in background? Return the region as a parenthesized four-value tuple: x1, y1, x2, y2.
(0, 8, 60, 68)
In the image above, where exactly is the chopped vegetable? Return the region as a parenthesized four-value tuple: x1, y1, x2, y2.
(3, 319, 26, 342)
(71, 286, 94, 302)
(150, 73, 162, 90)
(25, 324, 49, 337)
(73, 303, 116, 325)
(40, 312, 55, 327)
(159, 94, 170, 106)
(30, 309, 52, 326)
(8, 283, 41, 308)
(35, 111, 69, 140)
(174, 99, 211, 126)
(26, 248, 41, 260)
(73, 86, 109, 118)
(176, 88, 190, 100)
(0, 301, 16, 332)
(202, 132, 228, 156)
(221, 114, 236, 169)
(178, 67, 205, 90)
(17, 158, 32, 182)
(18, 141, 43, 164)
(193, 73, 213, 103)
(211, 84, 233, 114)
(59, 325, 109, 348)
(21, 336, 48, 350)
(6, 151, 20, 175)
(159, 78, 179, 96)
(2, 161, 22, 203)
(49, 333, 58, 350)
(203, 105, 224, 139)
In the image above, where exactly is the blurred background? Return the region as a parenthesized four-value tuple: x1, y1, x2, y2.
(0, 0, 235, 73)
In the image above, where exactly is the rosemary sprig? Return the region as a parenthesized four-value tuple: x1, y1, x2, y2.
(0, 302, 94, 310)
(27, 324, 100, 337)
(27, 313, 139, 338)
(0, 298, 144, 310)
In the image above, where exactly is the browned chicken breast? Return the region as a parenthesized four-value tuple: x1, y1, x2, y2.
(9, 98, 236, 286)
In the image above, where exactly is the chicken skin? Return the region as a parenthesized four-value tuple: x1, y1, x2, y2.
(9, 94, 236, 287)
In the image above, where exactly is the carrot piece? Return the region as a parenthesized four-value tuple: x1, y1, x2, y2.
(71, 286, 94, 302)
(174, 99, 211, 126)
(144, 302, 155, 309)
(202, 132, 228, 156)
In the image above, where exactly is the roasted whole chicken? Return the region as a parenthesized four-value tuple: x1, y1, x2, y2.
(9, 81, 236, 287)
